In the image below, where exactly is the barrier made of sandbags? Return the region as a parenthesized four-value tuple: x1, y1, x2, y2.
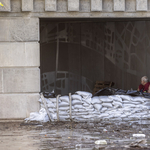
(25, 91, 150, 122)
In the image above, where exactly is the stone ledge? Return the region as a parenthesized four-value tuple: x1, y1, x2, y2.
(0, 94, 40, 119)
(0, 42, 40, 67)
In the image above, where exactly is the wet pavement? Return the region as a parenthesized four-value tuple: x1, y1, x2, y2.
(0, 120, 150, 150)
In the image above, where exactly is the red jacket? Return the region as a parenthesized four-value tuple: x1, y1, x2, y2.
(139, 82, 150, 92)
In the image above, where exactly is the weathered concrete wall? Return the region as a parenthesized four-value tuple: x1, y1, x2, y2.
(0, 0, 150, 120)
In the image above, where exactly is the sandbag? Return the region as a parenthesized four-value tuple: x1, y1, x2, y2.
(102, 103, 113, 108)
(99, 113, 109, 118)
(72, 100, 82, 105)
(59, 106, 70, 111)
(100, 107, 107, 113)
(99, 96, 113, 103)
(118, 95, 133, 101)
(74, 104, 84, 109)
(112, 101, 122, 108)
(94, 104, 102, 111)
(71, 94, 82, 101)
(75, 91, 92, 99)
(123, 104, 136, 108)
(49, 98, 57, 103)
(47, 101, 56, 108)
(91, 96, 102, 104)
(109, 95, 122, 102)
(132, 97, 144, 103)
(82, 98, 91, 104)
(83, 103, 90, 107)
(48, 108, 56, 113)
(59, 96, 69, 103)
(59, 102, 69, 107)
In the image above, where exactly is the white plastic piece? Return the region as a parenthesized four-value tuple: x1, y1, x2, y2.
(95, 140, 107, 145)
(133, 134, 146, 138)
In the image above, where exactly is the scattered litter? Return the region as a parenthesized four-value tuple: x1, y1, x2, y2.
(133, 134, 146, 138)
(95, 140, 107, 145)
(130, 139, 147, 148)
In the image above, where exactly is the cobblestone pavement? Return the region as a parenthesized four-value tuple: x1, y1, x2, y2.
(0, 120, 150, 150)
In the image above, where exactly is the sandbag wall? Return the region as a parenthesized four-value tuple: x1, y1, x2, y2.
(26, 91, 150, 122)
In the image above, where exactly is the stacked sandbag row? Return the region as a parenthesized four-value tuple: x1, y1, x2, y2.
(25, 91, 150, 122)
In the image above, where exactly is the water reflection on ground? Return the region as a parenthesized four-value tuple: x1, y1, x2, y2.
(0, 120, 150, 150)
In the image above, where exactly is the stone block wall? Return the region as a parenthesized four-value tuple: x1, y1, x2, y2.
(0, 0, 150, 120)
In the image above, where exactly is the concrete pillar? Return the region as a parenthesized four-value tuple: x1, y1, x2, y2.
(0, 18, 40, 120)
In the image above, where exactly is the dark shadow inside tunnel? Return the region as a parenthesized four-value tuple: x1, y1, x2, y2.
(40, 19, 150, 95)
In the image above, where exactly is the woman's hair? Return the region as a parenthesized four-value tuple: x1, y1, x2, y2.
(141, 76, 149, 83)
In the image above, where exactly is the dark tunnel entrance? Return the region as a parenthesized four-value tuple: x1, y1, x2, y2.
(40, 19, 150, 95)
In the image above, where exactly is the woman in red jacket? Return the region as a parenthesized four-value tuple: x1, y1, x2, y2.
(138, 76, 150, 93)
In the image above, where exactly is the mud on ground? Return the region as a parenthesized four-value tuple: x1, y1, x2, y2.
(0, 120, 150, 150)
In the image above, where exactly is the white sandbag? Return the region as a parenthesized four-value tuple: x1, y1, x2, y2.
(59, 101, 69, 107)
(38, 98, 42, 103)
(123, 104, 136, 108)
(59, 110, 69, 115)
(91, 96, 102, 104)
(102, 103, 113, 108)
(112, 113, 121, 118)
(59, 96, 69, 103)
(74, 104, 84, 109)
(82, 115, 93, 119)
(75, 112, 89, 115)
(51, 113, 57, 120)
(83, 103, 90, 107)
(99, 113, 109, 118)
(93, 104, 102, 111)
(120, 114, 127, 118)
(47, 101, 56, 108)
(48, 108, 56, 113)
(25, 108, 50, 122)
(109, 95, 122, 102)
(101, 107, 107, 113)
(99, 96, 113, 103)
(49, 98, 57, 103)
(87, 105, 94, 109)
(114, 105, 120, 109)
(132, 97, 144, 103)
(142, 97, 150, 101)
(59, 106, 70, 111)
(72, 100, 82, 105)
(59, 115, 70, 119)
(86, 108, 95, 112)
(75, 91, 92, 99)
(112, 101, 122, 108)
(82, 97, 91, 104)
(71, 94, 82, 101)
(118, 95, 133, 101)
